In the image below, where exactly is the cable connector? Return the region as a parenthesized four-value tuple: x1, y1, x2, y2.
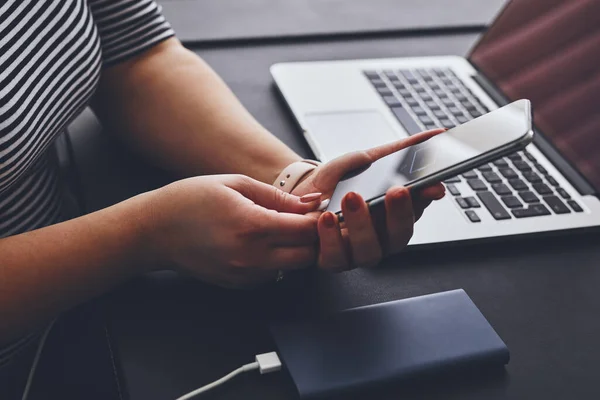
(255, 352, 282, 374)
(174, 352, 281, 400)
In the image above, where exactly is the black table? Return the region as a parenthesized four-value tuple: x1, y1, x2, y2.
(94, 31, 600, 400)
(160, 0, 505, 44)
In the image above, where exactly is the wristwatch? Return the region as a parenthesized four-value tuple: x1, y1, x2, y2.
(273, 159, 321, 193)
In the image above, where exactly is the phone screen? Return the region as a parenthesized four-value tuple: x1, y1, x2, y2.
(327, 99, 532, 214)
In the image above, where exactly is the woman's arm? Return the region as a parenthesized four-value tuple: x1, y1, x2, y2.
(91, 38, 301, 184)
(0, 194, 150, 345)
(0, 176, 320, 346)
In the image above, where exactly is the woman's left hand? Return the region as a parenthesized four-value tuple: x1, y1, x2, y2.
(291, 129, 446, 272)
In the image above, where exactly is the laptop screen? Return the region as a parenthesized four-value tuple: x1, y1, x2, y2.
(469, 0, 600, 193)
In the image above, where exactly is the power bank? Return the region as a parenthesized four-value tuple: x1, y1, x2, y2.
(270, 289, 509, 398)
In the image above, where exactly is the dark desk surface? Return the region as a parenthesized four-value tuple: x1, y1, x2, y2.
(85, 31, 600, 400)
(160, 0, 506, 44)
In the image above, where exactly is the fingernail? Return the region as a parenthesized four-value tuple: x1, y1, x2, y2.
(317, 198, 330, 211)
(345, 192, 361, 212)
(300, 192, 322, 203)
(322, 212, 336, 228)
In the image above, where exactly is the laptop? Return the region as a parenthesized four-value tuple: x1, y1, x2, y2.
(271, 0, 600, 247)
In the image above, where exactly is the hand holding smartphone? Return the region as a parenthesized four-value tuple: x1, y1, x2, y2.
(327, 99, 534, 216)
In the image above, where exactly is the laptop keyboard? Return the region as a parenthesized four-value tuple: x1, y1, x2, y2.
(364, 68, 584, 222)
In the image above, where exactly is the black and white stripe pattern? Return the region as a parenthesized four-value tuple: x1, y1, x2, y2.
(0, 0, 174, 395)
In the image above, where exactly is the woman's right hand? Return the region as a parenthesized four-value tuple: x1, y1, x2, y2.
(139, 175, 322, 288)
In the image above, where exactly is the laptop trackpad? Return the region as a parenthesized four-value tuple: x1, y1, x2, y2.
(304, 111, 401, 160)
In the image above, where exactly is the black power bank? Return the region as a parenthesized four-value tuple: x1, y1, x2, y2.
(270, 289, 509, 398)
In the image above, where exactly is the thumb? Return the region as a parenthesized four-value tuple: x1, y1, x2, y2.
(229, 176, 322, 214)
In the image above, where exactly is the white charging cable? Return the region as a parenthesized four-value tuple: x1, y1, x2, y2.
(174, 352, 282, 400)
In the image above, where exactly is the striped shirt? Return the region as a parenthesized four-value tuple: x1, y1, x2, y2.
(0, 0, 174, 396)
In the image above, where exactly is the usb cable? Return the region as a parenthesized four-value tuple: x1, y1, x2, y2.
(174, 352, 282, 400)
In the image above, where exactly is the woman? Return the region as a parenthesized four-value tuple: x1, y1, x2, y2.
(0, 0, 445, 397)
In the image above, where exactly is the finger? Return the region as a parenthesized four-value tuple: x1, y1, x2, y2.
(266, 246, 318, 271)
(228, 176, 323, 214)
(341, 192, 382, 269)
(417, 183, 446, 200)
(413, 198, 432, 221)
(317, 212, 350, 272)
(384, 187, 416, 254)
(264, 211, 319, 245)
(364, 128, 446, 160)
(310, 129, 446, 192)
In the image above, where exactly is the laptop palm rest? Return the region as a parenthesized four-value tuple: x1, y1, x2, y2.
(304, 111, 401, 160)
(270, 289, 509, 399)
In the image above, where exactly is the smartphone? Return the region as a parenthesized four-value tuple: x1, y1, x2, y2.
(327, 99, 534, 215)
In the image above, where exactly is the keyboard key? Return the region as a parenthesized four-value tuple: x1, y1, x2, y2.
(446, 184, 460, 196)
(419, 115, 433, 125)
(398, 88, 411, 97)
(383, 96, 402, 107)
(434, 89, 447, 97)
(390, 106, 421, 135)
(493, 159, 508, 167)
(482, 171, 502, 183)
(567, 200, 583, 212)
(442, 98, 455, 107)
(444, 176, 461, 183)
(384, 70, 398, 80)
(433, 109, 447, 119)
(425, 100, 440, 110)
(424, 123, 437, 130)
(513, 160, 531, 171)
(469, 110, 482, 118)
(462, 170, 478, 179)
(544, 196, 571, 214)
(509, 178, 528, 191)
(519, 190, 540, 203)
(499, 168, 518, 179)
(468, 178, 488, 191)
(532, 183, 552, 195)
(400, 70, 418, 82)
(413, 85, 426, 93)
(406, 97, 419, 106)
(477, 191, 511, 220)
(412, 106, 427, 115)
(377, 87, 393, 96)
(448, 106, 461, 115)
(556, 187, 571, 199)
(421, 94, 433, 102)
(371, 79, 387, 88)
(465, 210, 481, 223)
(512, 204, 551, 218)
(522, 171, 542, 183)
(456, 197, 470, 209)
(534, 164, 548, 174)
(456, 115, 469, 124)
(507, 153, 522, 161)
(546, 175, 559, 186)
(502, 195, 523, 208)
(492, 183, 512, 195)
(393, 81, 406, 90)
(465, 196, 481, 208)
(440, 119, 454, 128)
(478, 164, 492, 171)
(364, 70, 379, 79)
(523, 151, 536, 162)
(461, 100, 477, 110)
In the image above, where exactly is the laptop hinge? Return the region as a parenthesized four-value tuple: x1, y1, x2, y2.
(472, 72, 595, 196)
